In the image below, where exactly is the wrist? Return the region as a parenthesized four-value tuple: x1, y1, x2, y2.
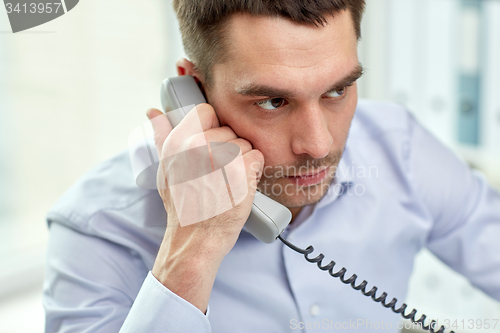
(162, 224, 237, 261)
(152, 240, 224, 313)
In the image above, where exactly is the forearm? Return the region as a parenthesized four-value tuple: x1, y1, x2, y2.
(148, 103, 263, 314)
(152, 229, 227, 313)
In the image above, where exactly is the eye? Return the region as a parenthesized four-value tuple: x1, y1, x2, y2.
(256, 98, 287, 110)
(325, 87, 347, 98)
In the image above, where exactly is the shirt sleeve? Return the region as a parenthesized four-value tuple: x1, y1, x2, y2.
(120, 272, 211, 333)
(407, 114, 500, 301)
(43, 221, 211, 333)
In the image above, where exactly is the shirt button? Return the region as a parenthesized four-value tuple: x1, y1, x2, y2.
(309, 304, 320, 317)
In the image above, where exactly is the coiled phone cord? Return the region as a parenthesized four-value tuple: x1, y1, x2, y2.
(277, 235, 455, 333)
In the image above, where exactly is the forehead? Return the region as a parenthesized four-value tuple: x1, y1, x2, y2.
(214, 11, 359, 92)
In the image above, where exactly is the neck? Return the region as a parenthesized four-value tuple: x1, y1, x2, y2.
(288, 207, 303, 224)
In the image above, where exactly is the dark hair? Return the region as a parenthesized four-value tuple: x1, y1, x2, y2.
(173, 0, 366, 85)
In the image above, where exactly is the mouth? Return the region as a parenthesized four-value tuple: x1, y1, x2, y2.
(285, 166, 330, 187)
(287, 166, 329, 178)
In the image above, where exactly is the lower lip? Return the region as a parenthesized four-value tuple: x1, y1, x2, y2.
(287, 168, 329, 187)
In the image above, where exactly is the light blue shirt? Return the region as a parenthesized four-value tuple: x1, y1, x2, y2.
(43, 100, 500, 332)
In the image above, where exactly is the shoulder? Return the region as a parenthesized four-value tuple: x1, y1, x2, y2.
(350, 99, 416, 140)
(47, 149, 165, 237)
(342, 100, 423, 192)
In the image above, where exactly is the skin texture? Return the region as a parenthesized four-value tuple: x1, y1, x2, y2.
(148, 10, 360, 314)
(203, 12, 360, 218)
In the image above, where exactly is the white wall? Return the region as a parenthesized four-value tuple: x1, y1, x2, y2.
(0, 1, 172, 331)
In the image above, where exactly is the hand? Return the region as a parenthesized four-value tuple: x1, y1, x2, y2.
(146, 104, 264, 313)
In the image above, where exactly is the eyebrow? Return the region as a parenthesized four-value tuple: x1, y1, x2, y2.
(236, 63, 364, 98)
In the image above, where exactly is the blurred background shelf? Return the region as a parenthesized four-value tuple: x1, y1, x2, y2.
(359, 0, 500, 191)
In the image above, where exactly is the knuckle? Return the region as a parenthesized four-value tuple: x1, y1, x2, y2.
(247, 149, 264, 166)
(234, 138, 252, 151)
(186, 134, 206, 150)
(194, 103, 211, 113)
(154, 133, 163, 147)
(209, 126, 233, 140)
(239, 137, 252, 146)
(197, 103, 217, 118)
(254, 149, 265, 163)
(198, 102, 214, 112)
(220, 125, 236, 137)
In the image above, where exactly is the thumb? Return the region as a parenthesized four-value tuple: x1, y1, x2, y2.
(146, 108, 174, 156)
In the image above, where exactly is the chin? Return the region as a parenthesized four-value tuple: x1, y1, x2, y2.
(286, 184, 330, 208)
(258, 178, 333, 209)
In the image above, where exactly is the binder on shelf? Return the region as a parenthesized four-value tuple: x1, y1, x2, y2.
(457, 0, 482, 146)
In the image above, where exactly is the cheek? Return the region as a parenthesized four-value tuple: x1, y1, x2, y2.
(330, 89, 358, 140)
(240, 122, 286, 164)
(211, 99, 274, 154)
(203, 84, 277, 153)
(228, 115, 288, 167)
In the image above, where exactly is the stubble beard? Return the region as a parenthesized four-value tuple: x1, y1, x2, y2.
(256, 150, 343, 208)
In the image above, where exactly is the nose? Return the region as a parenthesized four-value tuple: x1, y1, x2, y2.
(290, 104, 333, 158)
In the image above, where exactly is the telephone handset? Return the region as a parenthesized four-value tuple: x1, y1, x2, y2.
(160, 76, 454, 333)
(160, 75, 292, 243)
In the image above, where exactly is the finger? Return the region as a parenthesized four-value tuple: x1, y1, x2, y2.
(242, 149, 265, 185)
(222, 148, 263, 209)
(180, 103, 220, 134)
(166, 103, 220, 155)
(146, 108, 173, 156)
(203, 126, 238, 144)
(228, 138, 253, 156)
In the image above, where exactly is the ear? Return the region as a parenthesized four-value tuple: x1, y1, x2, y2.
(176, 58, 196, 76)
(176, 58, 207, 96)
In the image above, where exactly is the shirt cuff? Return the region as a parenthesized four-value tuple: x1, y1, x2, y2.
(119, 271, 211, 333)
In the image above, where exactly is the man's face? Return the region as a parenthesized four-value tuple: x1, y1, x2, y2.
(203, 10, 361, 210)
